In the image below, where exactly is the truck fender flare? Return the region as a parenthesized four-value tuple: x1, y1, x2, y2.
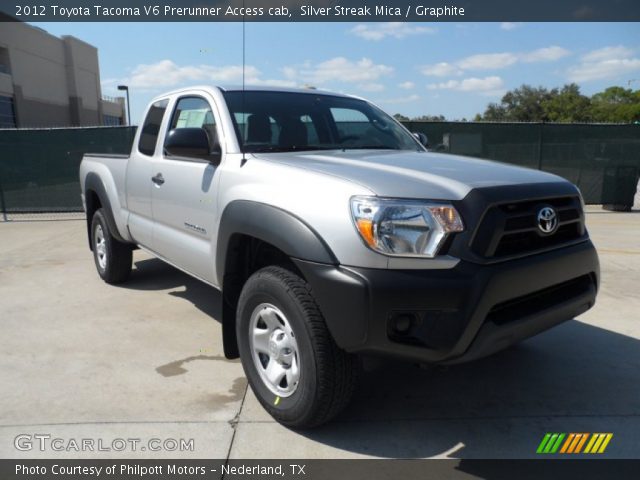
(216, 200, 337, 358)
(216, 200, 337, 283)
(84, 172, 127, 247)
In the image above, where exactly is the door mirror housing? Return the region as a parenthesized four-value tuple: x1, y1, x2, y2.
(413, 132, 429, 148)
(164, 128, 221, 164)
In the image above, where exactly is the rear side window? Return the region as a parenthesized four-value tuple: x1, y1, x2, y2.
(138, 99, 168, 156)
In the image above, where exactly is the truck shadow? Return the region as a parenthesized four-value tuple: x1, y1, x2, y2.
(113, 257, 638, 459)
(119, 257, 223, 323)
(297, 320, 640, 459)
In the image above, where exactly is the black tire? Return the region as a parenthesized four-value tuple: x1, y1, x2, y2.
(91, 208, 132, 284)
(236, 266, 359, 428)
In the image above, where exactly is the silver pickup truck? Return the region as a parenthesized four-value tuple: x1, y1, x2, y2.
(80, 86, 599, 427)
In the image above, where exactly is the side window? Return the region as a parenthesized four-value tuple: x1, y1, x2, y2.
(168, 96, 217, 148)
(138, 99, 168, 156)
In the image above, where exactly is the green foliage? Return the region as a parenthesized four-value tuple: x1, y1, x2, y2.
(542, 84, 592, 122)
(394, 113, 446, 122)
(590, 87, 640, 123)
(499, 85, 554, 122)
(413, 114, 446, 122)
(476, 84, 640, 123)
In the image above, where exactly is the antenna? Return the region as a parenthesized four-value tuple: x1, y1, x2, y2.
(242, 0, 245, 93)
(241, 0, 247, 166)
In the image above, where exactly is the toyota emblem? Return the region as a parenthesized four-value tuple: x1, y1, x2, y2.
(537, 206, 558, 235)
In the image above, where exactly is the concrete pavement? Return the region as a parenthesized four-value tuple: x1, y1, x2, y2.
(1, 208, 639, 459)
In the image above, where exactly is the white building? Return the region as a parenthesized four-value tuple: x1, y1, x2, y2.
(0, 22, 125, 128)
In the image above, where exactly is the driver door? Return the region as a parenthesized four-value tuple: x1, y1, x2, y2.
(151, 95, 222, 284)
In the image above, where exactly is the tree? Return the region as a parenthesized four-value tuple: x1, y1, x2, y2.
(477, 85, 554, 121)
(542, 83, 591, 122)
(477, 102, 508, 121)
(476, 84, 640, 123)
(412, 114, 446, 122)
(590, 86, 640, 123)
(592, 86, 637, 104)
(393, 113, 446, 122)
(393, 113, 410, 122)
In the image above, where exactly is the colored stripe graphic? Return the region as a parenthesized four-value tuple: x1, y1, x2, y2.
(537, 433, 566, 453)
(584, 434, 598, 453)
(550, 433, 565, 453)
(537, 433, 552, 453)
(593, 433, 607, 452)
(538, 433, 613, 454)
(598, 433, 613, 453)
(584, 433, 614, 454)
(574, 433, 589, 453)
(560, 433, 575, 453)
(544, 433, 559, 453)
(567, 433, 582, 453)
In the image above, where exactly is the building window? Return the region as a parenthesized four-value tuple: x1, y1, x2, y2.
(103, 115, 122, 126)
(0, 95, 16, 128)
(0, 47, 10, 75)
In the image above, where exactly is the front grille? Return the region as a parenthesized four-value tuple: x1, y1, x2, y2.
(470, 196, 586, 259)
(486, 274, 595, 326)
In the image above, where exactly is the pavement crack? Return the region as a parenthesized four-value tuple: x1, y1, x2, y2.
(222, 380, 249, 476)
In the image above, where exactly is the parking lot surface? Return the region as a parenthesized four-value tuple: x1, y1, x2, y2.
(1, 208, 639, 459)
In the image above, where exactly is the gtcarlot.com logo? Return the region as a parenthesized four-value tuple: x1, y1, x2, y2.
(536, 433, 613, 454)
(14, 434, 195, 453)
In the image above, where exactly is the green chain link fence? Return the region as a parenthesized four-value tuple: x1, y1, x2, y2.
(0, 122, 638, 215)
(0, 126, 136, 215)
(405, 122, 640, 208)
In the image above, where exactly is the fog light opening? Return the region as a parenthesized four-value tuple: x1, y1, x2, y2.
(391, 313, 416, 335)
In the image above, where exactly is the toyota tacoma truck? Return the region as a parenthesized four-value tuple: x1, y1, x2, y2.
(80, 86, 599, 427)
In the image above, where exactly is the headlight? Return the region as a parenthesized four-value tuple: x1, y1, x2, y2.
(578, 190, 586, 212)
(350, 196, 464, 258)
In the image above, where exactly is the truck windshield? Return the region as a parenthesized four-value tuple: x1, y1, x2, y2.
(222, 91, 422, 153)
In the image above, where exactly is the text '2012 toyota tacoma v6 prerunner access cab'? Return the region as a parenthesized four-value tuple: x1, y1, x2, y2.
(80, 86, 599, 427)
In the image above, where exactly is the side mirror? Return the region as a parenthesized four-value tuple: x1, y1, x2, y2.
(165, 128, 221, 164)
(413, 132, 429, 148)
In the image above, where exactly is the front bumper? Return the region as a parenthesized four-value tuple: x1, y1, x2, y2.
(293, 240, 599, 364)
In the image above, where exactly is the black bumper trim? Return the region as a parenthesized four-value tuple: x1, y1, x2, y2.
(294, 240, 599, 364)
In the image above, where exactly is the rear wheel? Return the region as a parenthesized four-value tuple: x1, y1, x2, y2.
(91, 208, 132, 284)
(236, 266, 359, 428)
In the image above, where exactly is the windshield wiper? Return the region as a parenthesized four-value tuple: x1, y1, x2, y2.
(249, 145, 336, 153)
(342, 145, 397, 150)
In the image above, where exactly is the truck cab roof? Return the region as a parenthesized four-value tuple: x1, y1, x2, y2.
(151, 85, 361, 102)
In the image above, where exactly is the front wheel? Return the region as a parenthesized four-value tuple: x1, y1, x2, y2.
(91, 208, 132, 284)
(236, 266, 359, 428)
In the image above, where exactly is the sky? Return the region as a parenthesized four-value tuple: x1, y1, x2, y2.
(32, 21, 640, 122)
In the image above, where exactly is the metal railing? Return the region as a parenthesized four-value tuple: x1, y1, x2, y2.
(101, 95, 124, 104)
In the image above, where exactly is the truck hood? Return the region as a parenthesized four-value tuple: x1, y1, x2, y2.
(256, 150, 568, 200)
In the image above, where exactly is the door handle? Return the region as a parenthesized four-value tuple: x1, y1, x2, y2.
(151, 173, 165, 185)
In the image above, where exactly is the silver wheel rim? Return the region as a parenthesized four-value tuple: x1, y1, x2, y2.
(94, 224, 107, 270)
(249, 303, 300, 398)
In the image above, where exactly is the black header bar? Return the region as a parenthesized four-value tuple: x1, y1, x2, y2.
(1, 0, 640, 22)
(1, 459, 639, 480)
